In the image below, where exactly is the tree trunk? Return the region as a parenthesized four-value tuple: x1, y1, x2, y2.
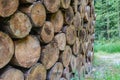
(73, 37, 80, 56)
(1, 68, 24, 80)
(51, 10, 64, 33)
(40, 21, 54, 43)
(0, 32, 14, 69)
(0, 0, 19, 17)
(43, 0, 60, 13)
(20, 2, 46, 27)
(54, 33, 66, 51)
(25, 63, 46, 80)
(40, 40, 59, 69)
(65, 25, 76, 45)
(60, 0, 71, 9)
(47, 62, 63, 80)
(11, 35, 41, 68)
(4, 11, 32, 38)
(60, 46, 72, 67)
(64, 6, 74, 25)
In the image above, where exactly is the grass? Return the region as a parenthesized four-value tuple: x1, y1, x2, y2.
(94, 41, 120, 53)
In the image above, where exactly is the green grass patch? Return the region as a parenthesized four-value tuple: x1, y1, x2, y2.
(94, 41, 120, 53)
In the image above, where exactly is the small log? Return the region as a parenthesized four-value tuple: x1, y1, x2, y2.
(11, 35, 41, 68)
(66, 25, 76, 45)
(71, 0, 78, 13)
(60, 0, 71, 9)
(73, 12, 82, 30)
(60, 78, 67, 80)
(40, 21, 54, 43)
(20, 2, 46, 27)
(1, 68, 24, 80)
(47, 62, 63, 80)
(25, 63, 46, 80)
(54, 33, 66, 51)
(0, 0, 19, 17)
(20, 0, 36, 3)
(0, 32, 14, 69)
(40, 40, 59, 69)
(73, 37, 80, 56)
(44, 0, 60, 13)
(4, 11, 32, 38)
(64, 6, 74, 25)
(51, 10, 63, 33)
(79, 66, 85, 80)
(70, 55, 77, 72)
(60, 46, 72, 67)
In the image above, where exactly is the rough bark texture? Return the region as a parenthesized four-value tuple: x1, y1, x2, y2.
(0, 32, 14, 69)
(11, 35, 41, 68)
(0, 0, 19, 17)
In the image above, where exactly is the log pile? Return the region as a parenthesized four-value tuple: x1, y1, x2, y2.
(0, 0, 95, 79)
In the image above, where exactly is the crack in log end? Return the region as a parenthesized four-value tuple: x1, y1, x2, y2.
(44, 27, 51, 35)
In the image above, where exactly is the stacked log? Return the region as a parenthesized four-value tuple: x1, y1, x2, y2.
(0, 0, 95, 79)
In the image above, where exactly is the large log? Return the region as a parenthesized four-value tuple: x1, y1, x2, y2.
(4, 11, 32, 38)
(73, 37, 80, 56)
(66, 25, 76, 45)
(51, 10, 64, 33)
(20, 2, 46, 27)
(60, 0, 71, 9)
(44, 0, 60, 13)
(1, 68, 24, 80)
(11, 35, 41, 68)
(60, 46, 72, 67)
(40, 40, 59, 69)
(40, 21, 54, 43)
(25, 63, 46, 80)
(47, 62, 63, 80)
(64, 6, 74, 25)
(0, 0, 19, 17)
(54, 33, 66, 51)
(0, 32, 14, 69)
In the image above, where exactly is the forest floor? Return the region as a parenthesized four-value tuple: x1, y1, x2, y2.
(85, 52, 120, 80)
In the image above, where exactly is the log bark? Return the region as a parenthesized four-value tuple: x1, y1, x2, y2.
(47, 62, 63, 80)
(73, 37, 80, 56)
(66, 25, 76, 45)
(40, 40, 59, 69)
(25, 63, 46, 80)
(20, 2, 46, 27)
(51, 10, 64, 33)
(40, 21, 54, 43)
(11, 35, 41, 68)
(0, 32, 14, 69)
(44, 0, 60, 13)
(60, 0, 71, 9)
(73, 12, 82, 30)
(0, 0, 19, 17)
(1, 68, 24, 80)
(20, 0, 36, 3)
(4, 11, 32, 38)
(60, 46, 72, 67)
(64, 6, 74, 25)
(54, 33, 66, 51)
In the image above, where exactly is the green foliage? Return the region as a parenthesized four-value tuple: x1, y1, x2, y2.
(94, 40, 120, 53)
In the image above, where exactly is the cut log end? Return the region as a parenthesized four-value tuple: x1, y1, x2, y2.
(61, 0, 71, 9)
(9, 11, 32, 38)
(25, 63, 46, 80)
(11, 35, 41, 68)
(0, 0, 19, 17)
(0, 32, 14, 69)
